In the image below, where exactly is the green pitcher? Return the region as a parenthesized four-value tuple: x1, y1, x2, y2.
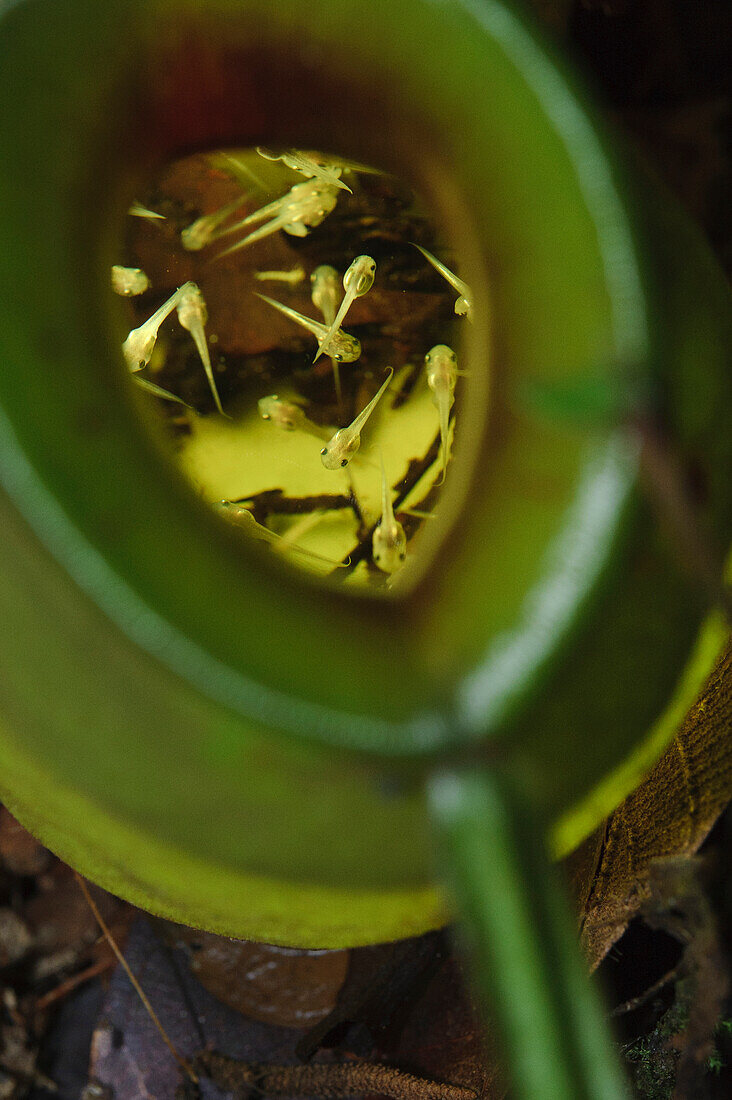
(0, 1, 729, 1097)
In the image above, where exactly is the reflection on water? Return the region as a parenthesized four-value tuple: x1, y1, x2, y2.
(118, 148, 474, 589)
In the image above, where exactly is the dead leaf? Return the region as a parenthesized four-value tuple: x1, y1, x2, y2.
(392, 956, 506, 1100)
(572, 645, 732, 969)
(0, 809, 50, 878)
(165, 924, 349, 1030)
(24, 863, 125, 957)
(642, 858, 729, 1098)
(90, 917, 308, 1100)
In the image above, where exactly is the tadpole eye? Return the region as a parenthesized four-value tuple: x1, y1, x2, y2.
(341, 459, 348, 467)
(335, 353, 343, 361)
(320, 448, 327, 456)
(400, 552, 407, 561)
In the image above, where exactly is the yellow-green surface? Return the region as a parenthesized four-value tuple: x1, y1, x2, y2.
(178, 374, 443, 583)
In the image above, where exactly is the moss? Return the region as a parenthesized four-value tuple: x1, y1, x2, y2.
(624, 997, 688, 1100)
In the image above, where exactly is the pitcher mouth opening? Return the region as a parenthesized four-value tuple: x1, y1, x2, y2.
(116, 142, 486, 595)
(104, 16, 493, 603)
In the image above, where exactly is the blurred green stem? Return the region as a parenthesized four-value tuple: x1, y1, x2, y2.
(428, 768, 628, 1100)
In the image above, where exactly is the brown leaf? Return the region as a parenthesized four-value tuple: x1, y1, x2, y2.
(572, 644, 732, 969)
(24, 862, 127, 958)
(392, 957, 506, 1100)
(90, 917, 311, 1100)
(166, 925, 349, 1030)
(0, 809, 50, 878)
(641, 858, 729, 1098)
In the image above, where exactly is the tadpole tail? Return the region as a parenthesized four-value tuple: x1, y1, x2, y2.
(438, 393, 450, 485)
(189, 324, 227, 417)
(214, 215, 287, 260)
(314, 289, 355, 363)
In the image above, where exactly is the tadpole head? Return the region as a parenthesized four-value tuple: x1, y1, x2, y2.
(332, 334, 361, 363)
(344, 255, 376, 296)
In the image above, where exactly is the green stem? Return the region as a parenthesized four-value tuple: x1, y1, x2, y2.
(428, 769, 628, 1100)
